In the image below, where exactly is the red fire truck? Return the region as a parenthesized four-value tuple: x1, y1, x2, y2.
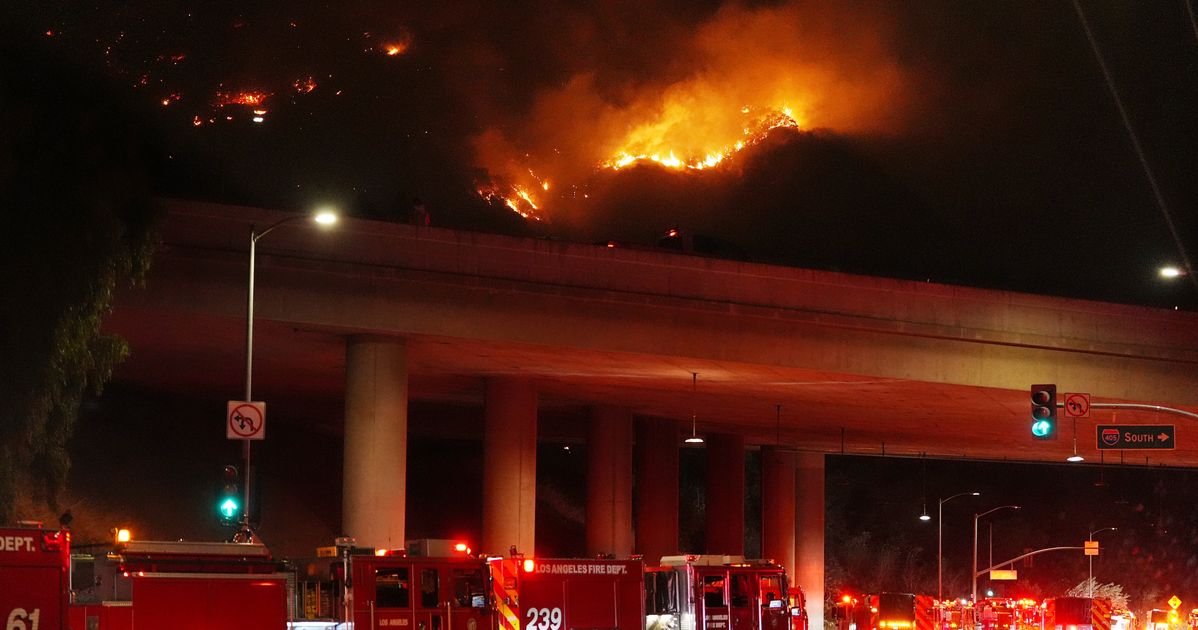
(1, 522, 70, 630)
(349, 539, 492, 630)
(489, 556, 644, 630)
(935, 599, 974, 630)
(1043, 597, 1113, 630)
(70, 538, 290, 629)
(294, 541, 803, 630)
(335, 540, 643, 630)
(644, 554, 799, 630)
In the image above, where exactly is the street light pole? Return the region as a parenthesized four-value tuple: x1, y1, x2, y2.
(973, 505, 1020, 602)
(1087, 527, 1117, 597)
(239, 210, 337, 541)
(938, 491, 980, 600)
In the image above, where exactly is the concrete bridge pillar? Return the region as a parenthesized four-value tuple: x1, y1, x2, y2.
(796, 452, 825, 630)
(762, 446, 797, 580)
(635, 417, 679, 562)
(342, 336, 407, 548)
(705, 433, 746, 555)
(482, 377, 538, 556)
(586, 405, 633, 558)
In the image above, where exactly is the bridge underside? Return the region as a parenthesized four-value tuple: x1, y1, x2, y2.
(107, 307, 1197, 465)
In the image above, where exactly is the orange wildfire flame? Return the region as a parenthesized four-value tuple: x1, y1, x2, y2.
(475, 104, 800, 219)
(217, 91, 269, 107)
(477, 168, 550, 220)
(294, 76, 318, 93)
(601, 106, 799, 171)
(469, 2, 909, 223)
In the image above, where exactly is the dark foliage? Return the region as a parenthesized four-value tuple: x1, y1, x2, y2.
(0, 33, 160, 521)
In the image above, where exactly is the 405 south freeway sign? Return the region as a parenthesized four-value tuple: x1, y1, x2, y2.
(1097, 425, 1176, 450)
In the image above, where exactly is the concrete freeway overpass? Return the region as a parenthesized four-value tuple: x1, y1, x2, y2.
(104, 200, 1198, 624)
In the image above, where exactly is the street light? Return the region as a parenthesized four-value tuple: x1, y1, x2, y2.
(973, 504, 1020, 602)
(938, 491, 980, 599)
(1087, 527, 1117, 597)
(1159, 266, 1184, 279)
(240, 208, 338, 540)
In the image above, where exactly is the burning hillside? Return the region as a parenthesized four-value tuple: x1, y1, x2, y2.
(472, 2, 911, 222)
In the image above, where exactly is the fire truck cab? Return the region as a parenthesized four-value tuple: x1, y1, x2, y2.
(645, 554, 795, 630)
(349, 540, 490, 630)
(0, 522, 70, 630)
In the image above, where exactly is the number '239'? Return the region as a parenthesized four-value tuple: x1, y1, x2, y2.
(525, 606, 562, 630)
(6, 609, 40, 630)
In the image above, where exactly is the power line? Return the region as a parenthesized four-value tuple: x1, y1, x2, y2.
(1070, 0, 1198, 296)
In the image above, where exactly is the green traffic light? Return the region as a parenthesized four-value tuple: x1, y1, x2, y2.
(1031, 420, 1052, 437)
(219, 497, 240, 519)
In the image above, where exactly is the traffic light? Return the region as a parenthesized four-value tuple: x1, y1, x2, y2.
(1030, 384, 1057, 439)
(218, 465, 242, 525)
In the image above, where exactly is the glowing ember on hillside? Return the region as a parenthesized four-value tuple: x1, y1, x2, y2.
(217, 91, 269, 107)
(383, 41, 412, 56)
(293, 76, 317, 93)
(602, 106, 799, 171)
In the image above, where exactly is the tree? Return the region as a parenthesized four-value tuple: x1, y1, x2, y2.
(1066, 579, 1129, 611)
(0, 34, 159, 522)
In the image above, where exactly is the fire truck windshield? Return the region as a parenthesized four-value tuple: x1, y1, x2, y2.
(879, 593, 916, 619)
(452, 567, 486, 608)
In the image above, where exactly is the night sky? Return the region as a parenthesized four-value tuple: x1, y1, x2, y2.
(6, 0, 1197, 306)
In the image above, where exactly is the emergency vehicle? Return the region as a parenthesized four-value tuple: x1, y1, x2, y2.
(1043, 597, 1113, 630)
(1, 522, 70, 630)
(1147, 609, 1181, 630)
(935, 599, 974, 630)
(853, 593, 917, 630)
(644, 555, 799, 630)
(70, 537, 291, 629)
(976, 598, 1018, 630)
(349, 539, 492, 630)
(490, 556, 644, 630)
(835, 592, 937, 630)
(293, 541, 803, 630)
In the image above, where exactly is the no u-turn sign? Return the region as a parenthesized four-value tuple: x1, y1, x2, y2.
(227, 401, 266, 440)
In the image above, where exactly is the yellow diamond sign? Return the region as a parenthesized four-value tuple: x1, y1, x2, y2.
(1168, 595, 1182, 610)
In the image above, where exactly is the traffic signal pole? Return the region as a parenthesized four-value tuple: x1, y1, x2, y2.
(240, 229, 258, 543)
(1072, 402, 1198, 421)
(974, 546, 1085, 582)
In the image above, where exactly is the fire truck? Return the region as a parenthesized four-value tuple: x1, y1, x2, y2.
(70, 537, 291, 629)
(292, 541, 803, 630)
(831, 592, 936, 630)
(644, 555, 799, 630)
(1147, 609, 1181, 630)
(935, 599, 974, 630)
(977, 598, 1019, 630)
(854, 593, 917, 630)
(1043, 597, 1113, 630)
(1, 522, 70, 630)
